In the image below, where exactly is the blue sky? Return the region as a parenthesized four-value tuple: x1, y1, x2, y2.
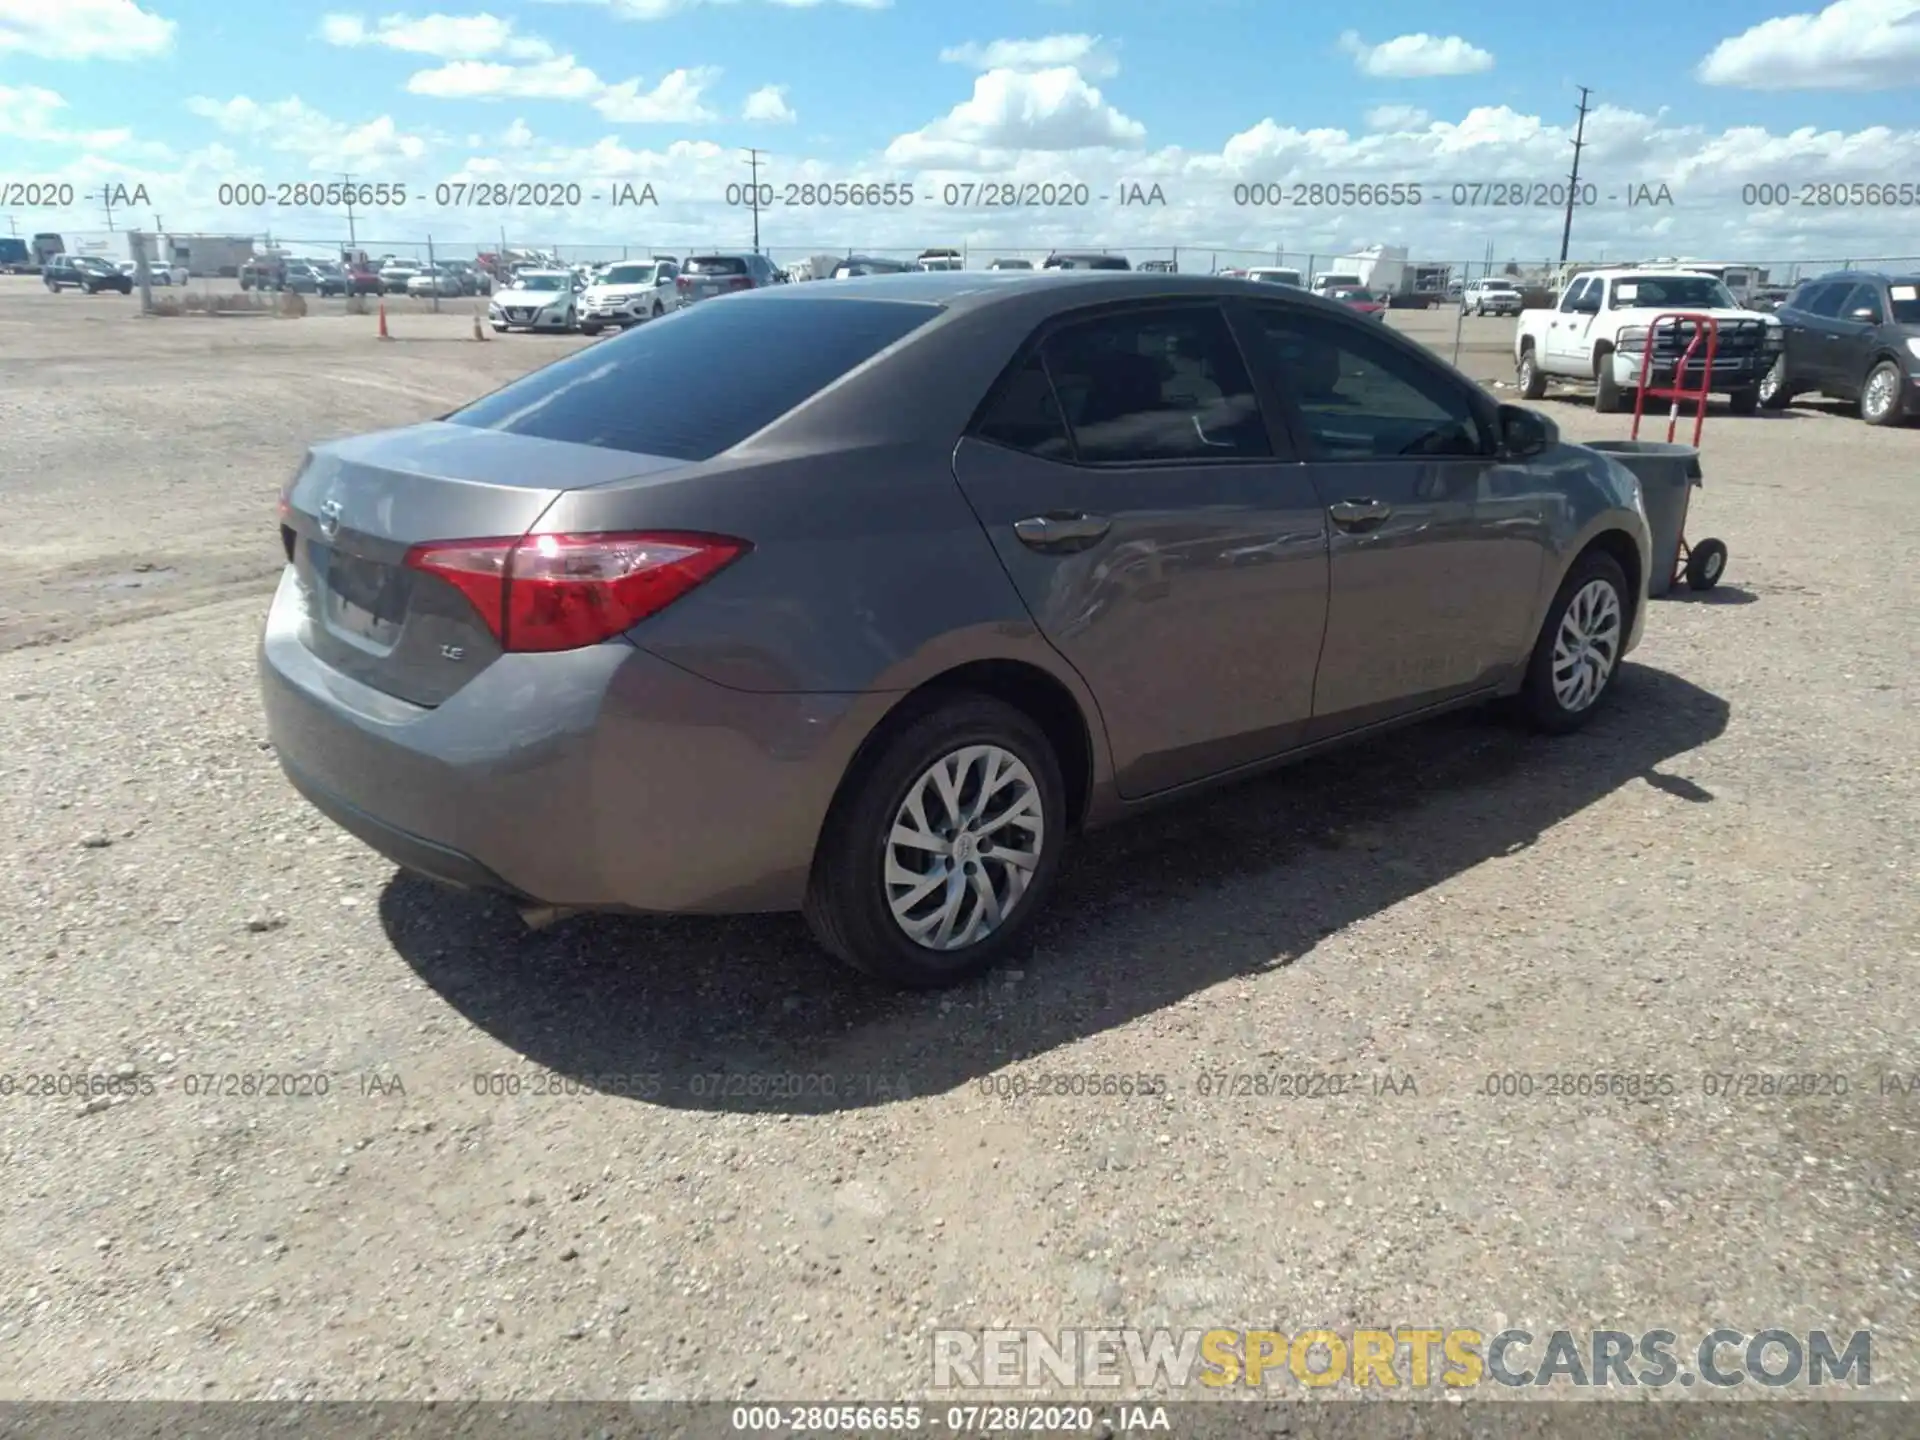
(5, 0, 1920, 263)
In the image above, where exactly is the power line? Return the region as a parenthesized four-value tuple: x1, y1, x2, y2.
(743, 149, 764, 254)
(1558, 85, 1593, 267)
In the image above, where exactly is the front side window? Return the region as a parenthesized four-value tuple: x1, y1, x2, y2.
(1246, 308, 1489, 461)
(1559, 279, 1593, 313)
(1037, 306, 1270, 463)
(1842, 283, 1884, 323)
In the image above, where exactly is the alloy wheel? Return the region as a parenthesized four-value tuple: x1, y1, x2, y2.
(1759, 357, 1783, 404)
(884, 744, 1044, 951)
(1550, 579, 1622, 713)
(1863, 365, 1897, 422)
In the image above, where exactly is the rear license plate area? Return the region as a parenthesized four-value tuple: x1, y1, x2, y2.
(315, 543, 407, 648)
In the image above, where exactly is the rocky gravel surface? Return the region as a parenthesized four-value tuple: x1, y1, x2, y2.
(1, 284, 1914, 1406)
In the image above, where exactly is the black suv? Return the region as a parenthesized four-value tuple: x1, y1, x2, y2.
(1761, 271, 1920, 425)
(43, 255, 133, 294)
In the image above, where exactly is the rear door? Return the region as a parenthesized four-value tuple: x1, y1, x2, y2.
(1234, 301, 1551, 733)
(950, 302, 1330, 797)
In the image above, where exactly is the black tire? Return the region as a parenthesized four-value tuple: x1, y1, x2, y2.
(1593, 354, 1625, 413)
(1758, 355, 1793, 410)
(1860, 360, 1904, 426)
(650, 301, 663, 318)
(578, 322, 602, 336)
(1517, 347, 1547, 400)
(804, 693, 1067, 988)
(1684, 539, 1727, 591)
(1727, 386, 1759, 416)
(1514, 550, 1631, 734)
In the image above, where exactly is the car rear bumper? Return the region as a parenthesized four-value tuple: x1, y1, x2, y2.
(258, 568, 881, 914)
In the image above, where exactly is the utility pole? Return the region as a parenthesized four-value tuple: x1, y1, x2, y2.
(5, 215, 18, 236)
(1558, 85, 1593, 268)
(743, 148, 764, 254)
(340, 173, 359, 253)
(99, 185, 117, 232)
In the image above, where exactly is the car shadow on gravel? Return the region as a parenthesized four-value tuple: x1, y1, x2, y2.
(379, 664, 1729, 1115)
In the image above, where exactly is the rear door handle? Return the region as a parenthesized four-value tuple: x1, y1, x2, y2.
(1014, 512, 1112, 552)
(1329, 498, 1392, 531)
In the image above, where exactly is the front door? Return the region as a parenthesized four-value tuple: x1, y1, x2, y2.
(1825, 282, 1884, 400)
(950, 302, 1330, 798)
(1233, 301, 1553, 733)
(1544, 277, 1599, 371)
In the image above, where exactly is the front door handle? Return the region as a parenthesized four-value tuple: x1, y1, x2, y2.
(1014, 512, 1112, 552)
(1329, 498, 1392, 531)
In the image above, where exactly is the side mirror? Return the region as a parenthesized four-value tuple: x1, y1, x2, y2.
(1497, 403, 1554, 459)
(1849, 307, 1878, 321)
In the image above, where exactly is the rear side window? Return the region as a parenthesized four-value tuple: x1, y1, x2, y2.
(1890, 282, 1920, 324)
(686, 256, 748, 275)
(1037, 306, 1271, 464)
(447, 298, 940, 460)
(971, 353, 1074, 461)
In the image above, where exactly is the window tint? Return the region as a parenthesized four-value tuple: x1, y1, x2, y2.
(1247, 307, 1489, 461)
(1889, 282, 1920, 324)
(1800, 283, 1852, 318)
(447, 297, 940, 460)
(1038, 307, 1270, 463)
(686, 256, 749, 275)
(971, 353, 1074, 461)
(1842, 283, 1884, 322)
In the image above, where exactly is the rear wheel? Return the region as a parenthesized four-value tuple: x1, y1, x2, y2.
(1727, 386, 1759, 416)
(804, 695, 1066, 988)
(1515, 551, 1629, 734)
(579, 321, 602, 336)
(1861, 360, 1904, 426)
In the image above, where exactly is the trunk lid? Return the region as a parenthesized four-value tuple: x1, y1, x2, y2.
(678, 258, 751, 305)
(282, 423, 686, 707)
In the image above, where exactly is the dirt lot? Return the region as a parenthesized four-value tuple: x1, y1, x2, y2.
(1, 275, 1916, 1405)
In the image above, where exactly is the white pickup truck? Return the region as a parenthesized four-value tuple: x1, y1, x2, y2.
(1514, 268, 1782, 413)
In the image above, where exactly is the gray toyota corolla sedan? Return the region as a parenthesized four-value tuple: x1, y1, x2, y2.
(261, 271, 1652, 987)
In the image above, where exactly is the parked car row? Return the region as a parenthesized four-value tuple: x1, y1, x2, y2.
(1507, 264, 1917, 426)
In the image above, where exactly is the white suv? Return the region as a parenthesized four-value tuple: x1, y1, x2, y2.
(579, 260, 679, 334)
(1464, 278, 1524, 316)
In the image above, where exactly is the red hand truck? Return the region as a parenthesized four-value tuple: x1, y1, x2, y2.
(1629, 310, 1728, 591)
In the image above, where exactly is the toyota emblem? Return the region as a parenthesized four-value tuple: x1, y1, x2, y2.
(318, 498, 343, 539)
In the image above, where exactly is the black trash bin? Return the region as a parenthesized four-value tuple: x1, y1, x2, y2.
(1584, 439, 1722, 596)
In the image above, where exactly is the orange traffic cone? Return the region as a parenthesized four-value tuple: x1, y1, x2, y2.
(377, 300, 391, 340)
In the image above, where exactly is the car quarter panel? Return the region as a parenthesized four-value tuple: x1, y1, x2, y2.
(260, 574, 900, 913)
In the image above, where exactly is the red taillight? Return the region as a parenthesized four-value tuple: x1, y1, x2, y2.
(727, 276, 753, 290)
(676, 275, 692, 291)
(403, 531, 748, 653)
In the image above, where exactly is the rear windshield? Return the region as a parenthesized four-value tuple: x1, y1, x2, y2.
(686, 256, 748, 275)
(446, 297, 942, 461)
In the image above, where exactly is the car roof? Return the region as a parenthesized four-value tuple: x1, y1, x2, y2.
(1807, 270, 1919, 285)
(729, 269, 1402, 317)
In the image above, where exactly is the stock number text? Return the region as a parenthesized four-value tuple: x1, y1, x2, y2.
(1744, 182, 1920, 208)
(217, 181, 407, 208)
(1235, 182, 1423, 208)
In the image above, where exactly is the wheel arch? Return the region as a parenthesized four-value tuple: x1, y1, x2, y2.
(1571, 527, 1644, 639)
(821, 659, 1099, 845)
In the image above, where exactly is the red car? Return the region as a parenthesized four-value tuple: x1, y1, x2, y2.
(1327, 287, 1388, 321)
(345, 265, 384, 296)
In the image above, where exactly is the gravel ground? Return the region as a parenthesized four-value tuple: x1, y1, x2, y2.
(1, 277, 1915, 1406)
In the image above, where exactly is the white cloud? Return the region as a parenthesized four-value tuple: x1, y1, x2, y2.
(184, 94, 430, 165)
(886, 67, 1145, 167)
(593, 67, 720, 121)
(1365, 104, 1430, 130)
(743, 84, 795, 122)
(318, 11, 554, 60)
(1697, 0, 1920, 89)
(940, 34, 1118, 79)
(546, 0, 888, 15)
(0, 0, 174, 59)
(408, 56, 604, 100)
(0, 83, 150, 147)
(1338, 31, 1494, 78)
